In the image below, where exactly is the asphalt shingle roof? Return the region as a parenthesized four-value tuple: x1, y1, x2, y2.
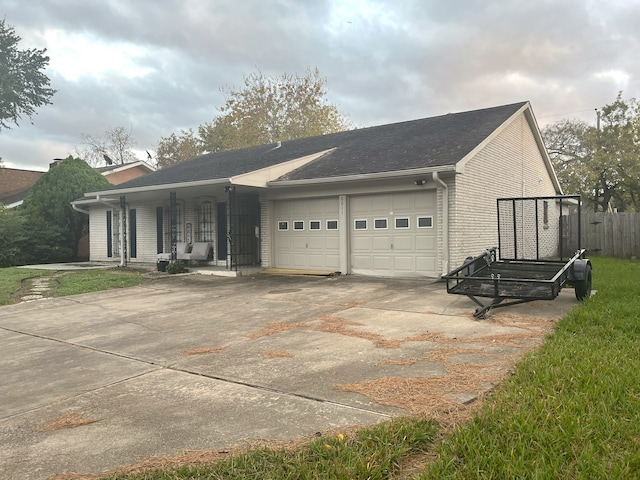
(0, 168, 45, 205)
(105, 102, 527, 192)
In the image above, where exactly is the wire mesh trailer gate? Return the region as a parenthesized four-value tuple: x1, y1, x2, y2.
(443, 196, 593, 318)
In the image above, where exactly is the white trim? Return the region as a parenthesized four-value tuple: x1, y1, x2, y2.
(268, 165, 457, 187)
(230, 149, 335, 187)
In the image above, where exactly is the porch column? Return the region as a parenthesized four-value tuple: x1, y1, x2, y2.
(120, 195, 127, 267)
(170, 191, 177, 262)
(339, 195, 349, 274)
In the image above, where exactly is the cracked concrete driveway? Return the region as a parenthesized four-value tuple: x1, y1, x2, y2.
(0, 273, 580, 479)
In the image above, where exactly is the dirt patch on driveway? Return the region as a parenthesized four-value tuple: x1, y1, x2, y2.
(334, 313, 557, 425)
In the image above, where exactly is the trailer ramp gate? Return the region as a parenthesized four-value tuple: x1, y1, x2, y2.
(444, 196, 592, 318)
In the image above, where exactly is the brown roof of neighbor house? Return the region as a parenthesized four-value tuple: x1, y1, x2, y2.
(0, 168, 45, 205)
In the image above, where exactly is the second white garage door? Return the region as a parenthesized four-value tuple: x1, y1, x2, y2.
(350, 191, 437, 277)
(273, 198, 340, 270)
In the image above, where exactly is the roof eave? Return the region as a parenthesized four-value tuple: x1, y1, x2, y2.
(267, 165, 457, 187)
(84, 178, 229, 198)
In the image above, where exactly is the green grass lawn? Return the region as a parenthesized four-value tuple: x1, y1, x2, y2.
(97, 256, 640, 479)
(0, 267, 144, 305)
(0, 268, 51, 305)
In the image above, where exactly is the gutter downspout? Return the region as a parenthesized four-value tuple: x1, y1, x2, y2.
(96, 195, 125, 267)
(432, 172, 449, 276)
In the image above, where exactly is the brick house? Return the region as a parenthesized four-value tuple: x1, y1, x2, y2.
(72, 102, 561, 277)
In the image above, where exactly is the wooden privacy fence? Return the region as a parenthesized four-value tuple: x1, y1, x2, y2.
(566, 212, 640, 258)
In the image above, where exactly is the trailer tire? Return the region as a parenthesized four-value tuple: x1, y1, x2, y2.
(575, 264, 592, 301)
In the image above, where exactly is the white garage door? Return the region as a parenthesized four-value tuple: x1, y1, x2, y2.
(274, 198, 340, 270)
(350, 191, 437, 277)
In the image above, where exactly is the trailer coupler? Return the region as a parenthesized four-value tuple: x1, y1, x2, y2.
(467, 296, 537, 319)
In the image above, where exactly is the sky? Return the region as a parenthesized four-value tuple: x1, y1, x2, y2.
(2, 0, 639, 171)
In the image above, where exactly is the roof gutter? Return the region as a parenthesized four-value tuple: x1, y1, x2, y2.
(267, 164, 457, 187)
(432, 171, 449, 276)
(71, 203, 89, 214)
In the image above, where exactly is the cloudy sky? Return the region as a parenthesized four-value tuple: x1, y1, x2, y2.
(2, 0, 638, 171)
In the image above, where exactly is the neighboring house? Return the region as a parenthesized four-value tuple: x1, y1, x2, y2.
(72, 102, 561, 277)
(97, 161, 156, 185)
(0, 168, 45, 208)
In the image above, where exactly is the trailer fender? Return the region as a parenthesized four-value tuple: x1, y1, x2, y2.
(571, 258, 592, 281)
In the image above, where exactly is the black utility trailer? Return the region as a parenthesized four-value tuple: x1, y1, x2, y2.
(444, 196, 592, 319)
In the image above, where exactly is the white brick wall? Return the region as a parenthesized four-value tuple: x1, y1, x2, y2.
(449, 112, 558, 268)
(259, 193, 271, 267)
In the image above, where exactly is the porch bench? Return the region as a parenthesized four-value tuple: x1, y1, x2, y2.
(177, 242, 212, 262)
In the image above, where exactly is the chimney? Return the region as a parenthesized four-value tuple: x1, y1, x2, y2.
(49, 158, 64, 170)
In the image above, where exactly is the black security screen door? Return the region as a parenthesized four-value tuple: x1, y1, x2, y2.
(228, 191, 260, 270)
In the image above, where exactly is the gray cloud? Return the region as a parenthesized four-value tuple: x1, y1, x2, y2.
(2, 0, 639, 170)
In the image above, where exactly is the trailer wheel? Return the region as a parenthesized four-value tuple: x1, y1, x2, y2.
(575, 264, 592, 301)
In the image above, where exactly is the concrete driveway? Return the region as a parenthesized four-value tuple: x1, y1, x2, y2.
(0, 273, 580, 479)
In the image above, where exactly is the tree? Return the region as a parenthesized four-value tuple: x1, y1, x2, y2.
(542, 118, 595, 203)
(593, 93, 640, 211)
(199, 67, 351, 153)
(155, 128, 204, 169)
(21, 156, 111, 261)
(542, 92, 640, 211)
(0, 204, 24, 267)
(0, 19, 56, 130)
(77, 126, 139, 166)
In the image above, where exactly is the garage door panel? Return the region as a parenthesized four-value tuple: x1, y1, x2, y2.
(370, 195, 392, 211)
(393, 257, 414, 271)
(415, 256, 436, 271)
(307, 237, 323, 249)
(393, 236, 413, 250)
(393, 195, 414, 210)
(415, 236, 436, 250)
(351, 237, 371, 251)
(324, 255, 340, 268)
(351, 255, 371, 269)
(372, 236, 390, 250)
(350, 191, 437, 277)
(274, 198, 340, 270)
(373, 256, 392, 270)
(325, 237, 340, 249)
(292, 237, 307, 249)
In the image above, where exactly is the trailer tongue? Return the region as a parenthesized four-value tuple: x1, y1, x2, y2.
(443, 196, 592, 319)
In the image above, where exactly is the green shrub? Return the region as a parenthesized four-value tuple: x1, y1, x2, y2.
(166, 260, 188, 274)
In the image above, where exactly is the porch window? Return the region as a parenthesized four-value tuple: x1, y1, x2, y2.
(167, 203, 183, 243)
(198, 201, 214, 242)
